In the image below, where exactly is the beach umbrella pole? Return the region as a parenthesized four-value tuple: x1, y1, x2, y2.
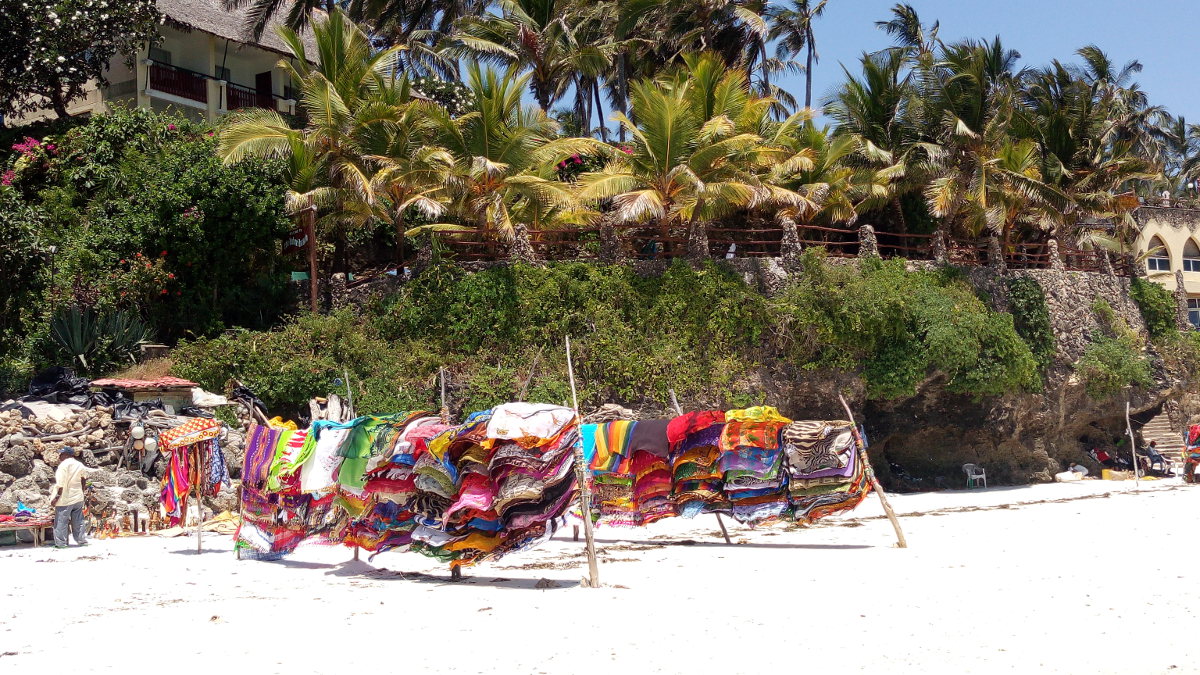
(838, 395, 907, 549)
(670, 388, 732, 545)
(566, 336, 601, 588)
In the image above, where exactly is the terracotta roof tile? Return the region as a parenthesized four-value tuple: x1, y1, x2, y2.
(90, 376, 199, 390)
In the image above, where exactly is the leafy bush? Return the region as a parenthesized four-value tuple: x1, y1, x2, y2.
(175, 256, 1042, 416)
(1076, 335, 1152, 399)
(775, 251, 1040, 399)
(1130, 276, 1177, 338)
(1006, 276, 1056, 369)
(0, 106, 294, 375)
(1075, 298, 1152, 399)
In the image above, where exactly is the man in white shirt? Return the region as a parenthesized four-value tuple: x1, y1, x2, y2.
(50, 447, 88, 548)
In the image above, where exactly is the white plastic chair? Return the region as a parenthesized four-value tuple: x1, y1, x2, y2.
(963, 463, 987, 488)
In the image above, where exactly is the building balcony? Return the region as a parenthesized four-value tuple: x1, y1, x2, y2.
(148, 62, 208, 103)
(226, 82, 276, 111)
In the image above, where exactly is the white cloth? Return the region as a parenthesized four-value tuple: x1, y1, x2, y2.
(299, 428, 350, 493)
(54, 457, 87, 506)
(1069, 464, 1089, 477)
(485, 403, 574, 442)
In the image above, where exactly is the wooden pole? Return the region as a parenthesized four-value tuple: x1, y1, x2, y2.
(669, 388, 732, 545)
(1126, 400, 1140, 491)
(194, 446, 202, 554)
(566, 336, 600, 588)
(440, 367, 449, 423)
(838, 394, 907, 549)
(235, 483, 243, 560)
(305, 203, 319, 313)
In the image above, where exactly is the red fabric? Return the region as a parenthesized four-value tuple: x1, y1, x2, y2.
(666, 411, 726, 448)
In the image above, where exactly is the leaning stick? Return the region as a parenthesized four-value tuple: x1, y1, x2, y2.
(669, 388, 732, 545)
(1125, 401, 1140, 491)
(566, 336, 601, 588)
(838, 394, 907, 549)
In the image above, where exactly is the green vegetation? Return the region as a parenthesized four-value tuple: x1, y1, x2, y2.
(173, 255, 1040, 415)
(1075, 299, 1152, 399)
(1005, 276, 1057, 369)
(776, 251, 1039, 400)
(1130, 276, 1178, 338)
(0, 107, 292, 379)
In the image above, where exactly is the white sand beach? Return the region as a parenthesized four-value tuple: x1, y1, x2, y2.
(1, 479, 1194, 674)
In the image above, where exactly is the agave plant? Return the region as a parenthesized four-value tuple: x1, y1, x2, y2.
(50, 306, 153, 375)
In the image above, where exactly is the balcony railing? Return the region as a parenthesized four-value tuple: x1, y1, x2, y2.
(148, 62, 208, 103)
(226, 82, 275, 111)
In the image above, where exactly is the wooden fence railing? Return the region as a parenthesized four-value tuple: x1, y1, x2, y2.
(432, 224, 1133, 276)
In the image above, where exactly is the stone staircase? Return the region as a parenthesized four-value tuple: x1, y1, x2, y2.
(1139, 412, 1186, 466)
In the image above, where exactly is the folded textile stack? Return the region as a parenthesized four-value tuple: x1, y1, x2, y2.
(343, 403, 580, 567)
(583, 420, 638, 525)
(718, 407, 792, 524)
(780, 420, 870, 523)
(668, 412, 726, 518)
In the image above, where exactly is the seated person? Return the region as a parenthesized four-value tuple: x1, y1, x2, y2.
(1068, 462, 1089, 477)
(1088, 448, 1117, 468)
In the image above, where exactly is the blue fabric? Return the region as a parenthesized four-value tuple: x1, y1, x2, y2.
(581, 424, 598, 464)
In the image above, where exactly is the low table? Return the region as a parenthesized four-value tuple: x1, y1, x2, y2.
(0, 517, 54, 547)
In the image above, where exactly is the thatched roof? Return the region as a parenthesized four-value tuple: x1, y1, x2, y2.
(158, 0, 318, 59)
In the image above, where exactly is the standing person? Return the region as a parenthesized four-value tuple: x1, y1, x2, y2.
(50, 447, 88, 548)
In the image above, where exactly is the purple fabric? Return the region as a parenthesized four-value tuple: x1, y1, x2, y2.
(678, 425, 724, 454)
(243, 424, 280, 489)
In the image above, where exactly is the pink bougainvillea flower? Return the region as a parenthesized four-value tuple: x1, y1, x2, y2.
(160, 250, 167, 256)
(167, 273, 175, 279)
(167, 124, 177, 131)
(160, 289, 168, 294)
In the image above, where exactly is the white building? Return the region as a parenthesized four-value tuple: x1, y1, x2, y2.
(13, 0, 315, 125)
(1134, 204, 1200, 328)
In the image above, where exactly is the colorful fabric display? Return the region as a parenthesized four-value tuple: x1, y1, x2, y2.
(234, 402, 874, 565)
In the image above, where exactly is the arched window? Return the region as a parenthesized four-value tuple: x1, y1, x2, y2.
(1184, 239, 1200, 273)
(1147, 236, 1171, 272)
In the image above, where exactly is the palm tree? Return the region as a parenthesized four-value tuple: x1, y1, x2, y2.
(581, 52, 800, 259)
(415, 63, 605, 260)
(767, 0, 828, 108)
(442, 0, 616, 114)
(219, 10, 406, 283)
(223, 0, 333, 41)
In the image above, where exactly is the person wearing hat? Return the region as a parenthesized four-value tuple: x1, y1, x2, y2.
(49, 447, 89, 548)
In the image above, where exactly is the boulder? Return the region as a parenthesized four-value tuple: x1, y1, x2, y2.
(0, 445, 35, 477)
(207, 482, 240, 514)
(0, 471, 13, 492)
(117, 472, 137, 488)
(30, 460, 54, 490)
(120, 487, 142, 504)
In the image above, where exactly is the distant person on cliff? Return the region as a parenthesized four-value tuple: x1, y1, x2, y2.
(49, 448, 88, 549)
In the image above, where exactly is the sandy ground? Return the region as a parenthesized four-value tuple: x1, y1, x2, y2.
(1, 478, 1195, 674)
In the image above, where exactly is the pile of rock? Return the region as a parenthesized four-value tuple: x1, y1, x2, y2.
(0, 402, 246, 520)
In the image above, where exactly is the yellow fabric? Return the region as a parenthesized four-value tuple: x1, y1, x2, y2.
(427, 431, 453, 460)
(267, 416, 298, 431)
(724, 406, 791, 424)
(446, 532, 502, 553)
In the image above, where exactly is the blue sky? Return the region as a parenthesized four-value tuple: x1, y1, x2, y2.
(775, 0, 1199, 120)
